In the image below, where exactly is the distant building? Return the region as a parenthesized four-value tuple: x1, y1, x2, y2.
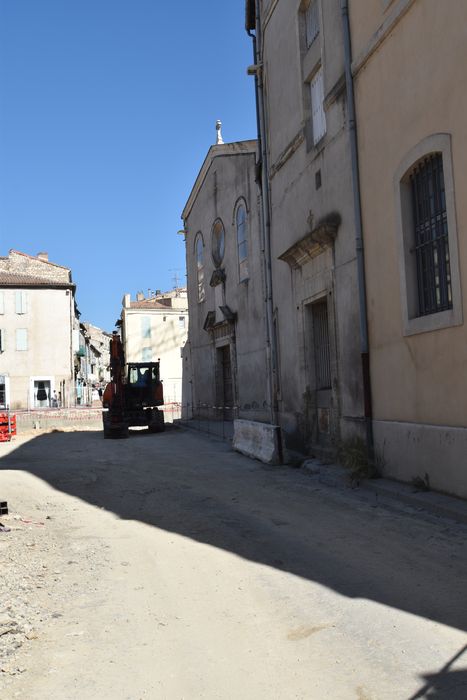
(120, 289, 188, 403)
(81, 322, 111, 385)
(0, 250, 76, 409)
(73, 322, 111, 405)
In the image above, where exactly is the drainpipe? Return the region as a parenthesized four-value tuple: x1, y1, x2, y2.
(247, 1, 279, 429)
(341, 0, 374, 451)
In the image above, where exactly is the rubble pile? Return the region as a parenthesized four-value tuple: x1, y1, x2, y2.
(0, 512, 51, 686)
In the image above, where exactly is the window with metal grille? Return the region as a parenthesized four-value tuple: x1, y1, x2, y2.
(312, 299, 331, 389)
(305, 1, 320, 48)
(310, 67, 326, 145)
(410, 153, 452, 316)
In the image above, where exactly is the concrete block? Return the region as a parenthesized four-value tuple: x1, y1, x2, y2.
(233, 419, 282, 465)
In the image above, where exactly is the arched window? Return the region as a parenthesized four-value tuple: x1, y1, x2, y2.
(394, 133, 461, 335)
(236, 202, 249, 281)
(195, 233, 205, 302)
(211, 219, 225, 267)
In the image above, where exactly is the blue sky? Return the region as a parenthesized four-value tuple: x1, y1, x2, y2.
(0, 1, 257, 330)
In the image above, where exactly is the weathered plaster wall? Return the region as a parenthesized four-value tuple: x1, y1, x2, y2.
(261, 0, 364, 449)
(0, 287, 73, 409)
(122, 307, 188, 403)
(351, 0, 467, 495)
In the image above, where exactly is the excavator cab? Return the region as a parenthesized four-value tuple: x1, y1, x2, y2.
(102, 336, 164, 438)
(126, 363, 164, 409)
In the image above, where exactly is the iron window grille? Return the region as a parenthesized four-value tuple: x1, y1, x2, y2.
(312, 299, 331, 390)
(410, 153, 452, 316)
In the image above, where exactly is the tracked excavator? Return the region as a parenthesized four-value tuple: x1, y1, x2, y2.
(102, 332, 164, 438)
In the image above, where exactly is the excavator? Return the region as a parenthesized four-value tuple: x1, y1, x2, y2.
(102, 332, 164, 438)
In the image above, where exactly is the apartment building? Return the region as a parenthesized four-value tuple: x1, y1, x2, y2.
(120, 289, 188, 404)
(0, 250, 76, 409)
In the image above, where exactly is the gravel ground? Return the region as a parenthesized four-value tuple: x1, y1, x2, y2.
(1, 428, 467, 699)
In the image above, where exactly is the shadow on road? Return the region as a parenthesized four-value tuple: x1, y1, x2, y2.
(409, 645, 467, 699)
(2, 428, 467, 641)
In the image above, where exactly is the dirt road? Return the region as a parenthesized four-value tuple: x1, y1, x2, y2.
(1, 427, 467, 699)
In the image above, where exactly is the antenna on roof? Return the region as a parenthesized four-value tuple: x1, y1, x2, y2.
(169, 269, 182, 289)
(216, 120, 224, 145)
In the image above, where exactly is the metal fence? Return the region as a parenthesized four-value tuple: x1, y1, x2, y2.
(163, 402, 271, 442)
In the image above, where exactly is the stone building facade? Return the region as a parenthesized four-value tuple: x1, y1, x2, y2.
(0, 250, 76, 409)
(82, 322, 112, 384)
(245, 0, 366, 452)
(181, 140, 270, 422)
(350, 0, 467, 497)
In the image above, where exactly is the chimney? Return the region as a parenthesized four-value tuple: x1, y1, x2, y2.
(37, 252, 49, 262)
(136, 291, 145, 302)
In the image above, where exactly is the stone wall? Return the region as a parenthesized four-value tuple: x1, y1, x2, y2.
(0, 251, 71, 283)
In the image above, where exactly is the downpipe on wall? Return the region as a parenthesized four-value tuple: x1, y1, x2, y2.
(247, 1, 280, 432)
(341, 0, 374, 453)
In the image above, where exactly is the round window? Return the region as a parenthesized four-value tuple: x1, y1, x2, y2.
(211, 219, 225, 267)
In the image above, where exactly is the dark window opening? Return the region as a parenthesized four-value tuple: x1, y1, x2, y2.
(312, 299, 331, 390)
(410, 153, 452, 316)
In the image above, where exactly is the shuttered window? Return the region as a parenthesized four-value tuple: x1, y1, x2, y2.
(16, 328, 28, 351)
(141, 316, 151, 338)
(305, 1, 320, 48)
(15, 291, 28, 314)
(310, 67, 326, 145)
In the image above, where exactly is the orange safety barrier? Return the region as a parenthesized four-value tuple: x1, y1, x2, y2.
(0, 412, 16, 442)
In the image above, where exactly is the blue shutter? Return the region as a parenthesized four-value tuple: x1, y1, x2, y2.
(141, 316, 151, 338)
(16, 328, 28, 350)
(15, 291, 28, 314)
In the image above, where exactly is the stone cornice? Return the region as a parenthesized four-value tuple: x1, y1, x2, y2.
(279, 213, 341, 269)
